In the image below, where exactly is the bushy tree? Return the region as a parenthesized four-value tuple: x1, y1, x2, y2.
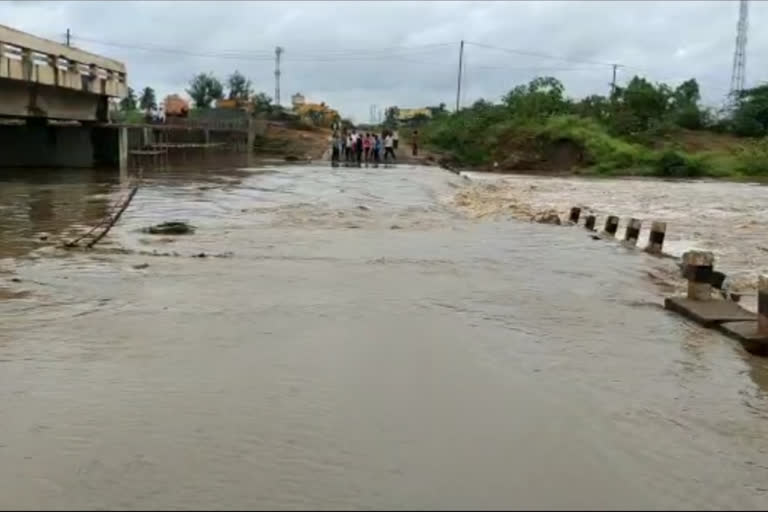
(503, 76, 567, 118)
(227, 70, 253, 101)
(384, 106, 400, 128)
(119, 87, 137, 111)
(187, 73, 224, 109)
(611, 76, 672, 132)
(250, 92, 273, 114)
(139, 87, 157, 113)
(575, 95, 610, 123)
(730, 85, 768, 136)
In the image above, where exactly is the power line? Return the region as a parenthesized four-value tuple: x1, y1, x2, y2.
(464, 41, 616, 68)
(71, 34, 454, 62)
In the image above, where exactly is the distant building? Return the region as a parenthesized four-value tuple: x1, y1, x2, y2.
(163, 94, 189, 117)
(291, 94, 339, 127)
(291, 93, 306, 110)
(397, 107, 432, 122)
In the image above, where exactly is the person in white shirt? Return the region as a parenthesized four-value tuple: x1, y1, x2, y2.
(346, 134, 354, 164)
(383, 132, 396, 164)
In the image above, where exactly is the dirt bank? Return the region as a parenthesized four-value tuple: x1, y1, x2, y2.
(253, 122, 331, 161)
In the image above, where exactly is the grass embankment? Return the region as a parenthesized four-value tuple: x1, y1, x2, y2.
(423, 114, 768, 179)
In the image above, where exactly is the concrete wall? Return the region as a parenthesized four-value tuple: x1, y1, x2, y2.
(0, 77, 104, 121)
(0, 123, 94, 167)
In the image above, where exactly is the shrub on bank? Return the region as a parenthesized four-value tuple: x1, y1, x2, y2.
(652, 150, 707, 178)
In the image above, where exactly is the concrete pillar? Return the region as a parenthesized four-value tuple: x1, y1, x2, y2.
(118, 126, 128, 175)
(603, 215, 619, 237)
(759, 275, 768, 335)
(624, 218, 642, 246)
(584, 215, 596, 231)
(683, 250, 714, 301)
(646, 221, 667, 254)
(143, 127, 154, 148)
(569, 207, 581, 224)
(247, 117, 256, 153)
(204, 129, 211, 146)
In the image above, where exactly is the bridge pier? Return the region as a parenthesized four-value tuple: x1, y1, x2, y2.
(118, 126, 128, 173)
(0, 121, 93, 167)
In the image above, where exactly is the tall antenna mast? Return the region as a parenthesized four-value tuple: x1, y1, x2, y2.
(274, 46, 283, 106)
(729, 0, 749, 99)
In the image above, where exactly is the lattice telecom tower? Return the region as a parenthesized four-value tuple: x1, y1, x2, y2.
(729, 0, 749, 96)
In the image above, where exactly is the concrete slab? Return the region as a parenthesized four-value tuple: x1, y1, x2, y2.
(664, 297, 755, 327)
(718, 321, 768, 356)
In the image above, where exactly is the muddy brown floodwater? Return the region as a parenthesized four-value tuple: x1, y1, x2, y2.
(2, 160, 768, 510)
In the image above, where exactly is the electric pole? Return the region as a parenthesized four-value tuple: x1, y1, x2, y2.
(274, 46, 283, 107)
(455, 40, 464, 112)
(610, 63, 618, 97)
(66, 28, 71, 47)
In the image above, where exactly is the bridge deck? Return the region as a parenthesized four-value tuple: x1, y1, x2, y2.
(0, 24, 126, 99)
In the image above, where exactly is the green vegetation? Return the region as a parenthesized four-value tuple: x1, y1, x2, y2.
(187, 72, 225, 108)
(226, 71, 253, 101)
(138, 87, 156, 113)
(422, 75, 768, 179)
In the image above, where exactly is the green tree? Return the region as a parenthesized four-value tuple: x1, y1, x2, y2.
(227, 70, 253, 101)
(187, 73, 224, 109)
(670, 79, 705, 129)
(611, 76, 672, 132)
(672, 79, 701, 107)
(383, 106, 400, 129)
(503, 76, 567, 118)
(730, 85, 768, 136)
(138, 87, 157, 114)
(250, 92, 273, 114)
(119, 87, 137, 111)
(575, 95, 610, 122)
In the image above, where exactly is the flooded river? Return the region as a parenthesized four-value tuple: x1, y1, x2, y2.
(2, 160, 768, 509)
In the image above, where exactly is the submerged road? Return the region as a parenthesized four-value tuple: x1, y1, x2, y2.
(1, 161, 768, 509)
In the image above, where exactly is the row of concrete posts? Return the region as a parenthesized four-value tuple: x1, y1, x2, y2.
(564, 206, 767, 356)
(567, 207, 667, 254)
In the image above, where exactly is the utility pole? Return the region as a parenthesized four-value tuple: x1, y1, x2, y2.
(610, 63, 618, 97)
(66, 28, 71, 47)
(455, 40, 464, 112)
(274, 46, 283, 107)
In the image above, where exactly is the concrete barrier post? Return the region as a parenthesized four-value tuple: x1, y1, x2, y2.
(624, 218, 642, 246)
(569, 207, 581, 224)
(759, 275, 768, 335)
(683, 250, 714, 301)
(584, 214, 596, 231)
(646, 221, 667, 254)
(118, 126, 128, 174)
(604, 215, 619, 237)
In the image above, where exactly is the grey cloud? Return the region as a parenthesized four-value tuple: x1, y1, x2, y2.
(3, 1, 762, 121)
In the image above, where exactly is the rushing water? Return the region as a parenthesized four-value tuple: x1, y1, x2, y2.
(2, 161, 768, 509)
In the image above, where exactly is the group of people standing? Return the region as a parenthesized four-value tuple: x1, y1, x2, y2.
(330, 129, 399, 167)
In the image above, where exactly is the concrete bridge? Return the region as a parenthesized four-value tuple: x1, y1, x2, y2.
(0, 24, 131, 169)
(0, 24, 127, 122)
(0, 25, 257, 171)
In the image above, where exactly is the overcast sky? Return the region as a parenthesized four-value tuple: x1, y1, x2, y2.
(2, 0, 764, 122)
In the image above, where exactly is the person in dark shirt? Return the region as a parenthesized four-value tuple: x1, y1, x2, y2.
(355, 132, 364, 167)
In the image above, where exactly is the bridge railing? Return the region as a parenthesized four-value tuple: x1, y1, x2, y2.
(0, 25, 127, 98)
